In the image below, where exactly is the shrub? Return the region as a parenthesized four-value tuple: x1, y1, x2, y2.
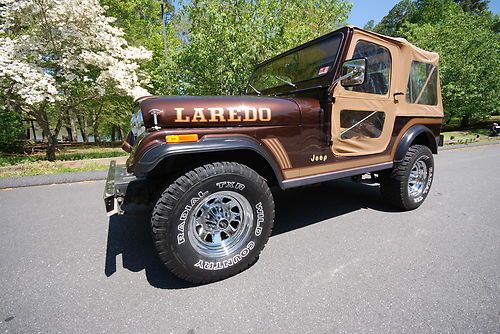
(0, 110, 26, 153)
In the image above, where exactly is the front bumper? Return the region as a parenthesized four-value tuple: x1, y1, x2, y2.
(103, 161, 137, 216)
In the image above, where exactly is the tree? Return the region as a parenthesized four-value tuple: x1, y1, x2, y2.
(0, 0, 152, 160)
(374, 0, 416, 36)
(174, 0, 352, 96)
(0, 109, 25, 152)
(401, 4, 499, 126)
(363, 20, 376, 31)
(375, 0, 492, 36)
(455, 0, 490, 12)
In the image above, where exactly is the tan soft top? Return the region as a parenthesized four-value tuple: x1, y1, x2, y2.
(349, 26, 440, 66)
(337, 26, 443, 117)
(330, 27, 443, 157)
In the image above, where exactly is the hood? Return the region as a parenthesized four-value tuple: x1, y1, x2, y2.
(139, 95, 303, 128)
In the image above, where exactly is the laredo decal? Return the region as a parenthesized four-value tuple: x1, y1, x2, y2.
(174, 107, 272, 123)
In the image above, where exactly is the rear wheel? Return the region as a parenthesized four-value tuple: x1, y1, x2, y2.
(380, 145, 434, 210)
(151, 162, 274, 283)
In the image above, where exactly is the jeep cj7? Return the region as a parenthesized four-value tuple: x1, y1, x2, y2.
(104, 26, 443, 283)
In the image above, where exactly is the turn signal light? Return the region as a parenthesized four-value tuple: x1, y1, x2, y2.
(166, 134, 199, 143)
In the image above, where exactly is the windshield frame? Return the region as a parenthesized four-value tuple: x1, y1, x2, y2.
(246, 27, 348, 96)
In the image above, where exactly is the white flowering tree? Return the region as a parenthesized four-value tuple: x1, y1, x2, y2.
(0, 0, 152, 160)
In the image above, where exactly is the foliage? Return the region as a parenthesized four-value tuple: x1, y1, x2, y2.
(455, 0, 490, 12)
(374, 0, 492, 36)
(172, 0, 352, 96)
(400, 1, 499, 126)
(0, 0, 152, 159)
(374, 0, 416, 36)
(371, 0, 499, 126)
(363, 20, 376, 31)
(0, 109, 26, 152)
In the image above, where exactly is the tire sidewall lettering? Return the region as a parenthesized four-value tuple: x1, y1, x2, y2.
(176, 191, 207, 245)
(193, 241, 255, 271)
(168, 175, 272, 274)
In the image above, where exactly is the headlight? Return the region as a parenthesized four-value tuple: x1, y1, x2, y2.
(130, 109, 145, 137)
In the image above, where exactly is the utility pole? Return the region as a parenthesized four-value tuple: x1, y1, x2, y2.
(161, 0, 168, 59)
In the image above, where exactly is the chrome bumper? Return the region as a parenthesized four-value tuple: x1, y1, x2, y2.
(103, 161, 137, 216)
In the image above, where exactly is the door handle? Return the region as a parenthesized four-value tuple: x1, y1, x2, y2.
(393, 92, 404, 104)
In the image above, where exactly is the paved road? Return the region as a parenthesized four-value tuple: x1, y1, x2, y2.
(1, 145, 499, 333)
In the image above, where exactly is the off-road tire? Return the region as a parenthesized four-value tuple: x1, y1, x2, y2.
(380, 145, 434, 211)
(151, 162, 274, 284)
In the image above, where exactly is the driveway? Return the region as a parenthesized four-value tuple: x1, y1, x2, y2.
(1, 145, 499, 333)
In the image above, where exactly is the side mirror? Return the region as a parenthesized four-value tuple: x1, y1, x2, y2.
(340, 58, 367, 87)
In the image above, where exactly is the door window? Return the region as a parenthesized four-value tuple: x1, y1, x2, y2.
(339, 110, 385, 140)
(406, 61, 438, 105)
(348, 41, 391, 95)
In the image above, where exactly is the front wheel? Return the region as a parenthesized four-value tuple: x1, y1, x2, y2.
(380, 145, 434, 210)
(151, 162, 274, 283)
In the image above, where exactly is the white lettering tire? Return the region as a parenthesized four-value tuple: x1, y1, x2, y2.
(151, 162, 274, 283)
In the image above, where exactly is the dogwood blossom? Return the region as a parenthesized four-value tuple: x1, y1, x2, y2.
(0, 0, 152, 107)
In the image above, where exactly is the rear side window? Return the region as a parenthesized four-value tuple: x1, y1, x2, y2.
(406, 61, 438, 105)
(349, 41, 391, 95)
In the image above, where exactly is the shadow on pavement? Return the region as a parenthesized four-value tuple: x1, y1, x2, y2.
(271, 179, 397, 236)
(104, 178, 396, 289)
(104, 209, 196, 289)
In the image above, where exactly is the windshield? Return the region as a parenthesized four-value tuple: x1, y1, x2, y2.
(248, 34, 343, 93)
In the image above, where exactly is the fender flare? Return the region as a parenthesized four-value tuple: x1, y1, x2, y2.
(394, 124, 438, 162)
(133, 135, 284, 183)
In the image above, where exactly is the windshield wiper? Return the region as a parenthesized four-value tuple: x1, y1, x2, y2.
(274, 75, 296, 88)
(248, 84, 262, 96)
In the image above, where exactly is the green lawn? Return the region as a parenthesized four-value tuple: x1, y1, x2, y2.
(0, 160, 111, 178)
(0, 147, 127, 167)
(441, 128, 497, 144)
(0, 145, 128, 178)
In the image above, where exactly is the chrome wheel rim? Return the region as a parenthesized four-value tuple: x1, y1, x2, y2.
(187, 191, 253, 257)
(408, 158, 428, 198)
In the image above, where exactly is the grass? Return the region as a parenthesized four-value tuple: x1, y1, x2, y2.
(0, 145, 128, 178)
(0, 147, 127, 167)
(441, 128, 497, 144)
(0, 160, 110, 178)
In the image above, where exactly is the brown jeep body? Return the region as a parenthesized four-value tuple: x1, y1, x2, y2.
(105, 26, 443, 213)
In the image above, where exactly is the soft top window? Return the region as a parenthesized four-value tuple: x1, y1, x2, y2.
(349, 40, 391, 95)
(406, 61, 438, 105)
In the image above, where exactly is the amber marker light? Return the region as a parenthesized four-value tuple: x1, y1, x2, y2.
(165, 134, 199, 143)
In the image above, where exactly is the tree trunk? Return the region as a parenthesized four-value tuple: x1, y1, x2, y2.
(111, 125, 116, 142)
(31, 121, 37, 141)
(93, 114, 100, 143)
(92, 102, 104, 143)
(118, 126, 125, 141)
(34, 108, 63, 162)
(77, 114, 89, 142)
(41, 128, 48, 142)
(70, 117, 77, 141)
(46, 134, 57, 161)
(65, 110, 77, 142)
(460, 115, 470, 128)
(64, 109, 72, 142)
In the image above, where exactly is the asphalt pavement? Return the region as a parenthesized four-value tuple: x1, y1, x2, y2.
(0, 145, 499, 333)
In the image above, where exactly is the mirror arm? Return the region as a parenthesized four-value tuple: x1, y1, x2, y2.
(328, 70, 358, 94)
